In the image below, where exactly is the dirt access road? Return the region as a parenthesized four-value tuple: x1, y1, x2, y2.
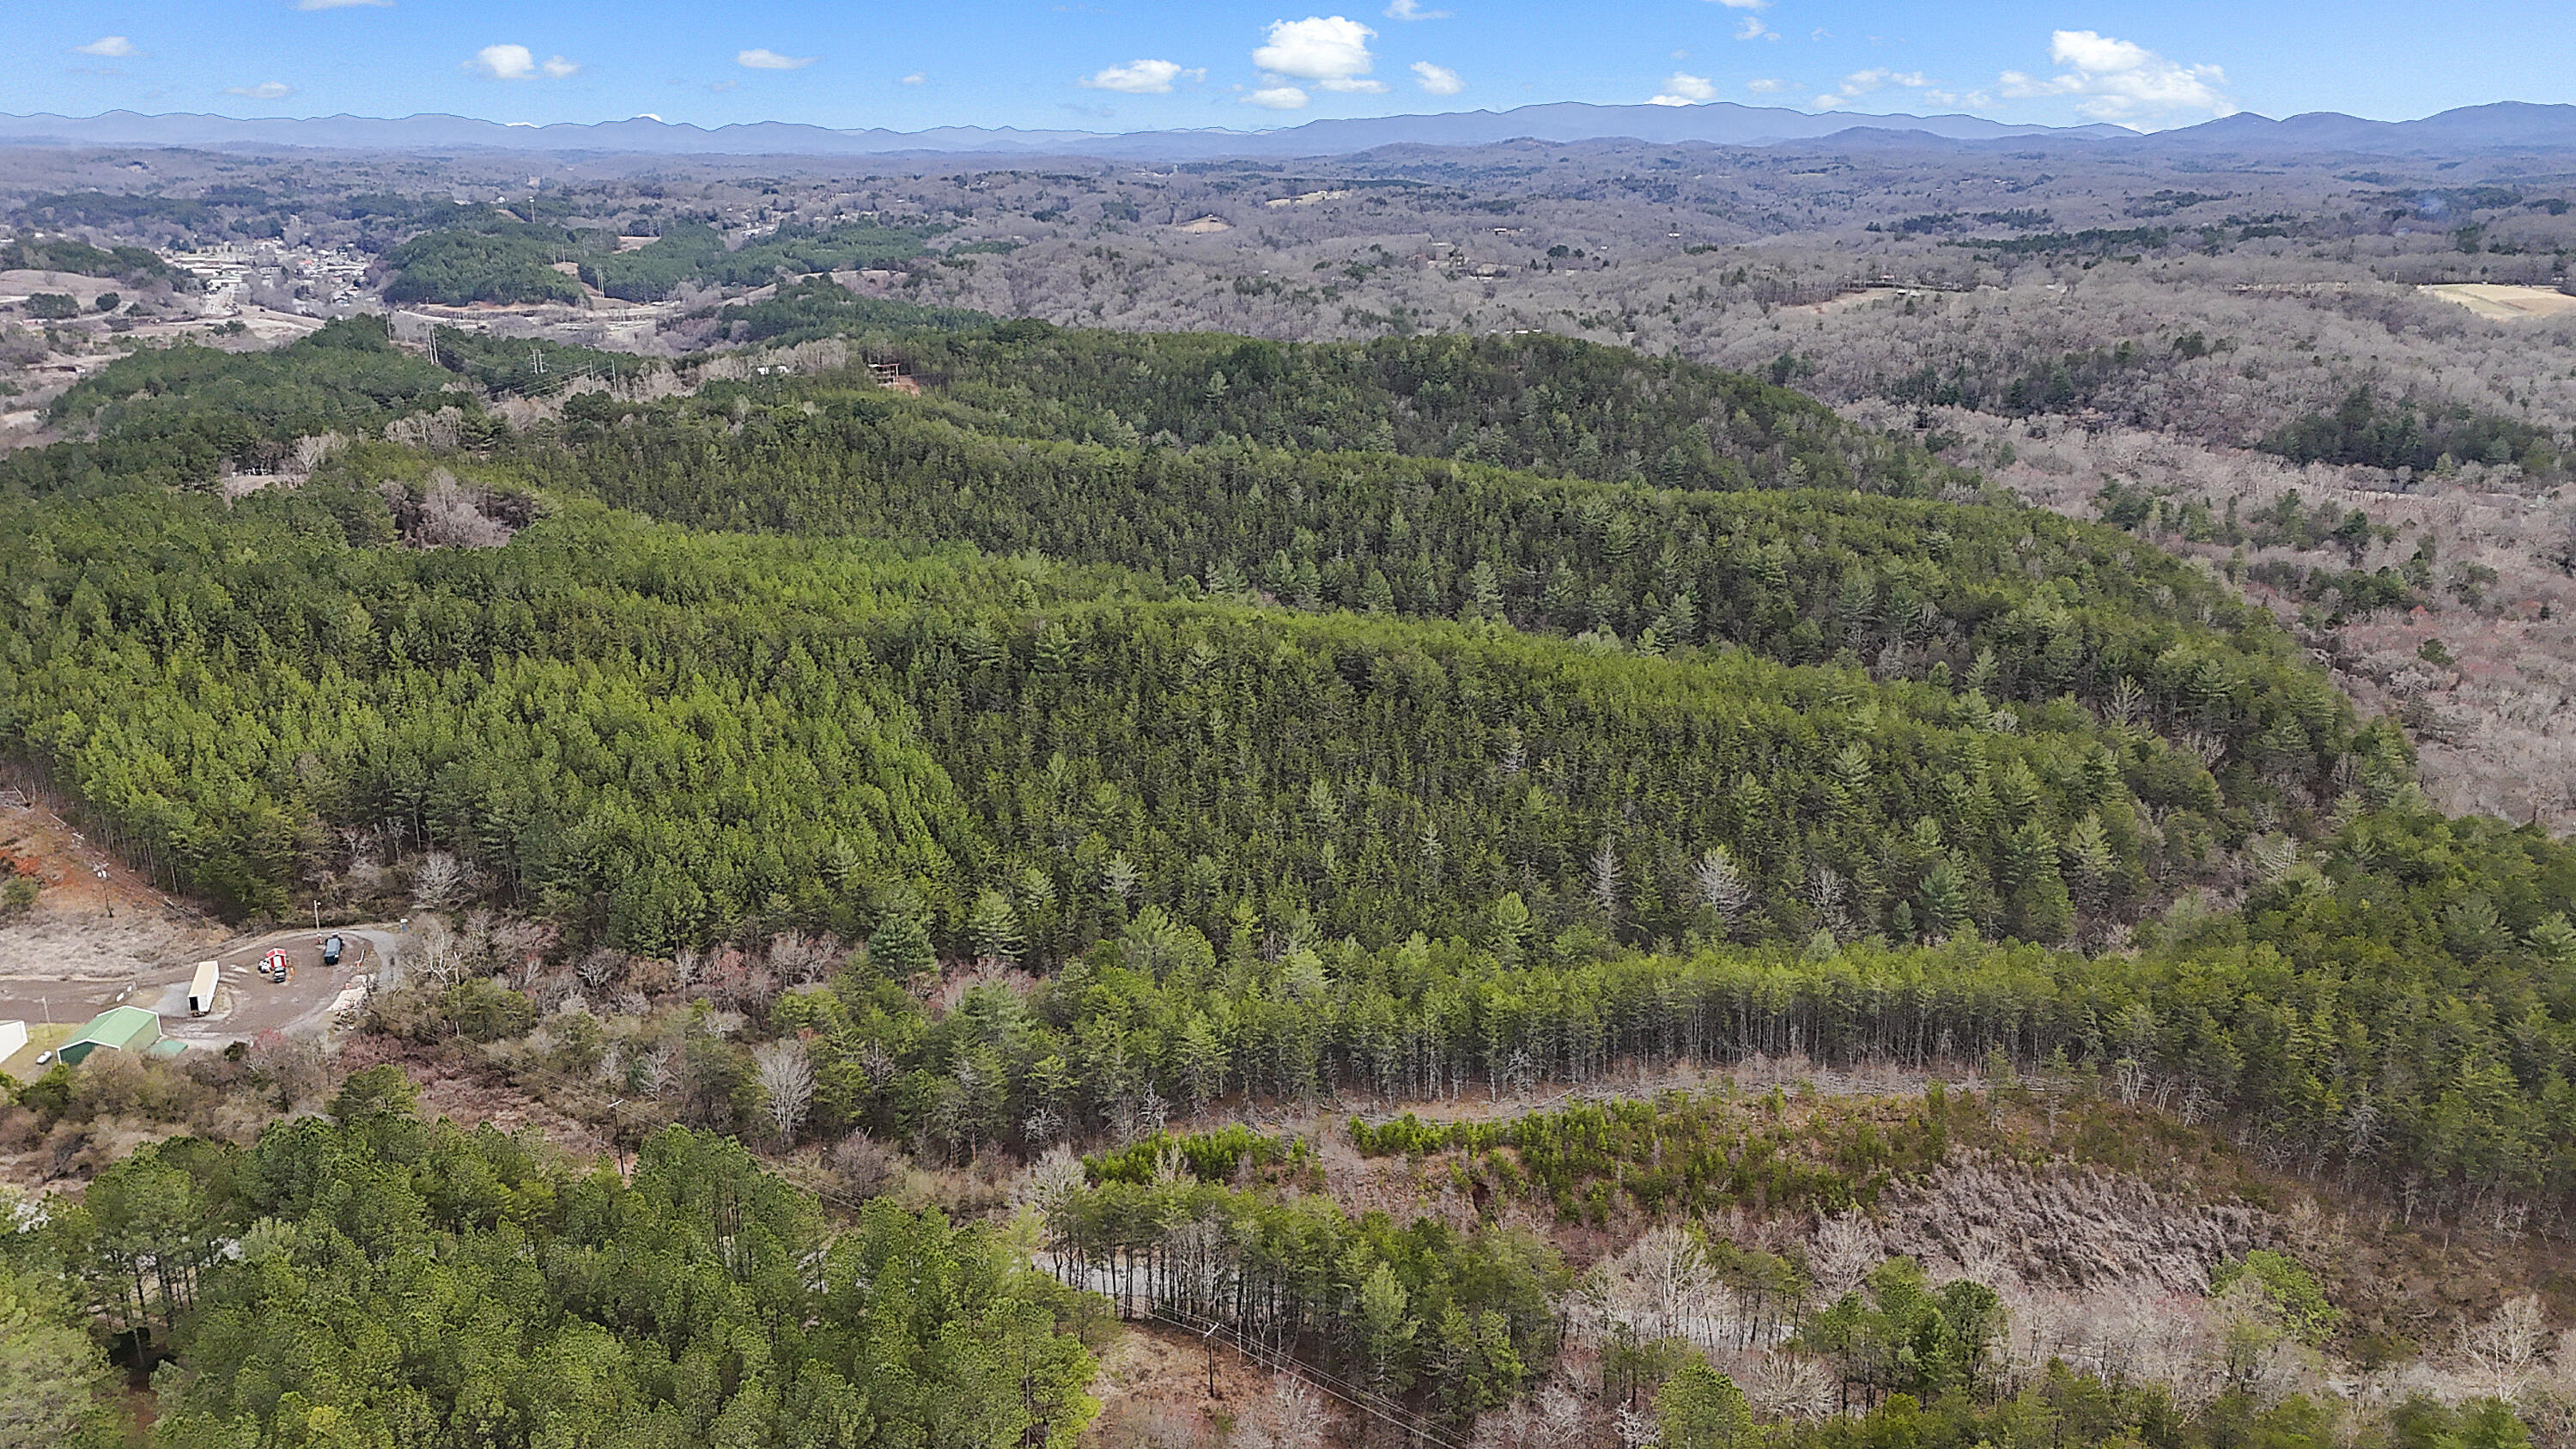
(0, 792, 406, 1071)
(0, 925, 403, 1056)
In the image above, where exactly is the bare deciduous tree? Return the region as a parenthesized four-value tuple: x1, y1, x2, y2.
(1582, 1226, 1731, 1350)
(292, 432, 345, 475)
(1589, 834, 1622, 924)
(1236, 1374, 1330, 1449)
(1021, 1145, 1088, 1218)
(1471, 1384, 1589, 1449)
(410, 469, 512, 549)
(2460, 1294, 2549, 1401)
(829, 1130, 902, 1200)
(1743, 1351, 1839, 1422)
(752, 1038, 816, 1145)
(404, 911, 459, 991)
(412, 849, 467, 911)
(1809, 1210, 1882, 1299)
(1694, 846, 1753, 938)
(574, 945, 627, 992)
(246, 1032, 328, 1111)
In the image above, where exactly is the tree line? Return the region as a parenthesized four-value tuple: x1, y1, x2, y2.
(753, 776, 2576, 1219)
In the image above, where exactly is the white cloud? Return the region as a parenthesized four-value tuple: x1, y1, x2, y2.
(1384, 0, 1449, 17)
(1813, 67, 1935, 109)
(471, 45, 536, 79)
(1710, 0, 1769, 8)
(1736, 15, 1775, 40)
(1746, 77, 1786, 94)
(738, 49, 816, 70)
(1649, 72, 1717, 106)
(1080, 58, 1203, 93)
(1996, 29, 2236, 126)
(1411, 60, 1464, 94)
(227, 81, 293, 98)
(900, 72, 927, 86)
(542, 55, 580, 77)
(1253, 16, 1384, 93)
(296, 0, 391, 9)
(1244, 85, 1311, 109)
(73, 36, 140, 58)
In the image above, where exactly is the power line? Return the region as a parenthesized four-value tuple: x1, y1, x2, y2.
(1149, 1300, 1473, 1449)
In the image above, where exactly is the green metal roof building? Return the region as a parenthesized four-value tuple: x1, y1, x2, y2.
(57, 1005, 162, 1066)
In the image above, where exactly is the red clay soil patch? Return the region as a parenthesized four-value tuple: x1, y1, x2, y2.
(0, 793, 205, 923)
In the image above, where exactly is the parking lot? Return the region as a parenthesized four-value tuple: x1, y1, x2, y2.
(173, 929, 392, 1040)
(0, 926, 399, 1075)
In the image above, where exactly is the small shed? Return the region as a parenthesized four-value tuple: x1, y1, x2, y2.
(57, 1006, 161, 1066)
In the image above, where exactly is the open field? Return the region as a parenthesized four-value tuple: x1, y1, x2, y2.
(2421, 282, 2576, 320)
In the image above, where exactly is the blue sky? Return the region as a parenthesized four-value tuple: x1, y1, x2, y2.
(12, 1, 2574, 135)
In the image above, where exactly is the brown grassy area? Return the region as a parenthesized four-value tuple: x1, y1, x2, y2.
(0, 793, 223, 985)
(1082, 1321, 1326, 1449)
(1281, 1070, 2573, 1354)
(2421, 284, 2576, 323)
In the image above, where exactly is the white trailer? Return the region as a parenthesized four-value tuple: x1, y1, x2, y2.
(0, 1020, 24, 1061)
(186, 959, 221, 1016)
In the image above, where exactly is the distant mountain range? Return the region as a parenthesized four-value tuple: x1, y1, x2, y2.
(3, 100, 2574, 161)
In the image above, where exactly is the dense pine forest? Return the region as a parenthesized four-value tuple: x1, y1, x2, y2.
(2, 314, 2573, 1447)
(9, 1067, 1098, 1446)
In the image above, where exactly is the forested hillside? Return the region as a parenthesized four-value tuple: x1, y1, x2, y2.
(4, 324, 2389, 955)
(9, 1068, 1098, 1446)
(582, 218, 945, 301)
(0, 234, 193, 289)
(22, 316, 470, 484)
(0, 476, 2212, 951)
(366, 209, 951, 307)
(379, 212, 591, 307)
(543, 341, 2358, 810)
(3, 314, 2573, 1448)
